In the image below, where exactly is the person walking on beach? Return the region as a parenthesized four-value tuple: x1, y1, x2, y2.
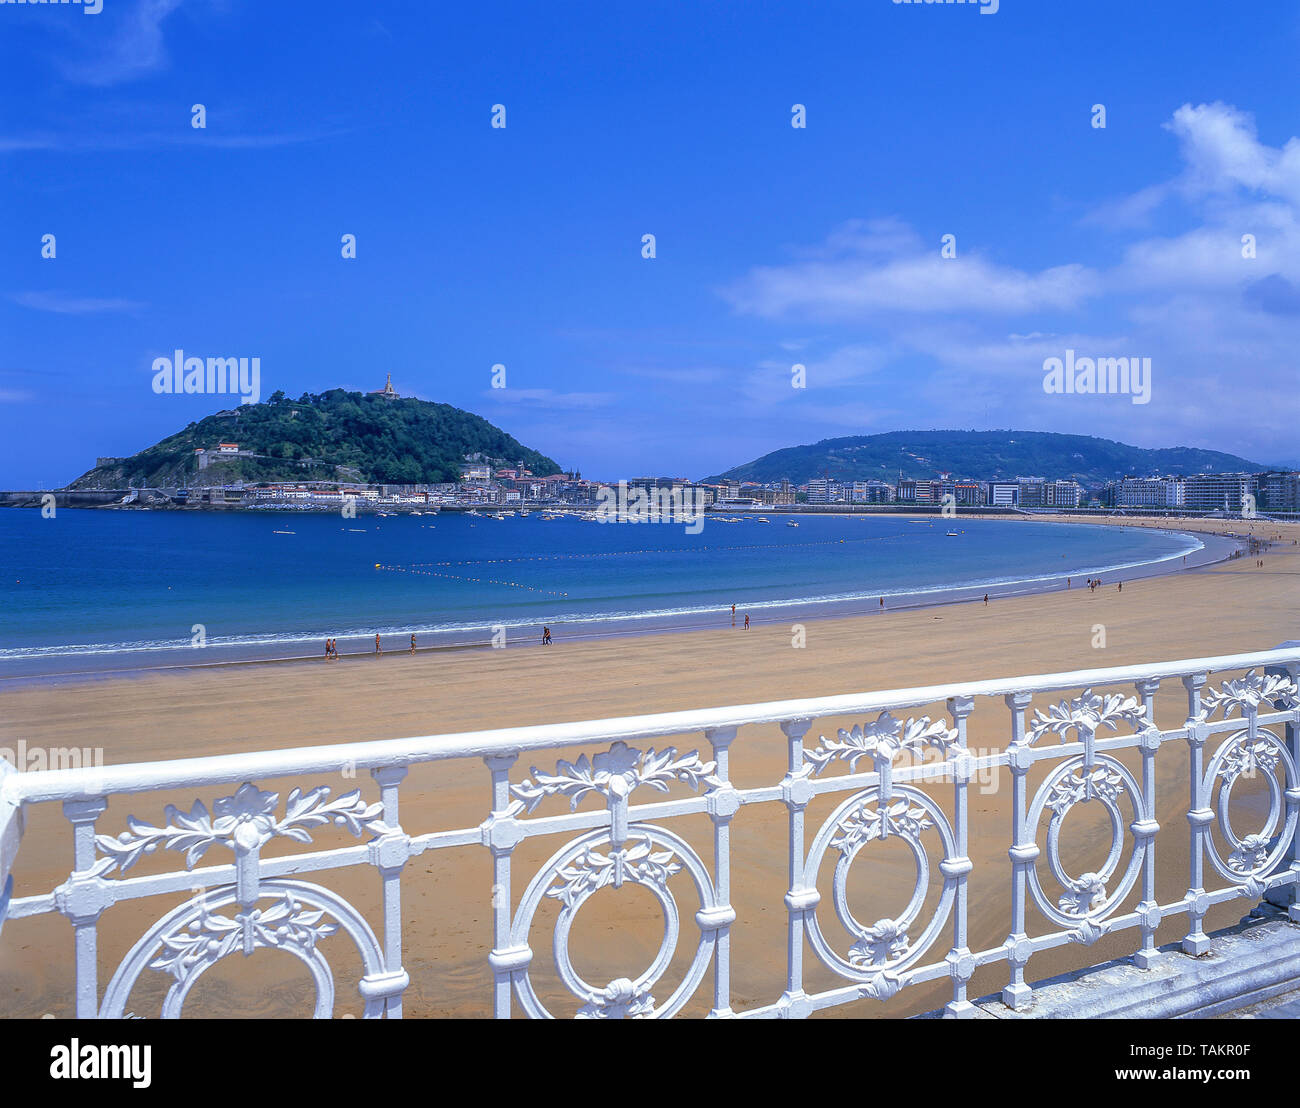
(983, 594, 988, 605)
(879, 597, 884, 608)
(410, 633, 417, 654)
(744, 614, 750, 629)
(324, 638, 332, 661)
(375, 634, 383, 656)
(542, 626, 552, 646)
(1118, 581, 1122, 592)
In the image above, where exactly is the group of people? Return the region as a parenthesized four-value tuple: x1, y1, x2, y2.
(323, 634, 393, 659)
(730, 604, 750, 629)
(1080, 577, 1116, 592)
(328, 628, 556, 659)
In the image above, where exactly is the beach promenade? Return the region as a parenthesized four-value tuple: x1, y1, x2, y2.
(0, 516, 1295, 1018)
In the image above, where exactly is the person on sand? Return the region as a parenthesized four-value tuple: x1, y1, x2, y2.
(325, 638, 332, 661)
(542, 626, 552, 646)
(1118, 582, 1122, 592)
(744, 614, 750, 629)
(983, 594, 988, 605)
(375, 634, 382, 656)
(879, 597, 884, 608)
(410, 633, 417, 654)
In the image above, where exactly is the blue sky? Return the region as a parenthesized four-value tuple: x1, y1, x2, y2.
(2, 0, 1298, 487)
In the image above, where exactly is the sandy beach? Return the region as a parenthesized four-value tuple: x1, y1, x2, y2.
(1, 516, 1296, 1018)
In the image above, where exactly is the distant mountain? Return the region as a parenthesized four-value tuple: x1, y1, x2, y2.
(706, 430, 1270, 488)
(68, 389, 561, 489)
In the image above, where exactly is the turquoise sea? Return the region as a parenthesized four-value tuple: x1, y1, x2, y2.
(0, 509, 1214, 676)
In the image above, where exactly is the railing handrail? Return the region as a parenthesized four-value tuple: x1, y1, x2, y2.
(4, 645, 1297, 806)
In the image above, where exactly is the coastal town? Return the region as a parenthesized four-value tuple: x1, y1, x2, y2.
(64, 459, 1300, 517)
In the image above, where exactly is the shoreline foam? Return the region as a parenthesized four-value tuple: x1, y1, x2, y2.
(0, 521, 1234, 684)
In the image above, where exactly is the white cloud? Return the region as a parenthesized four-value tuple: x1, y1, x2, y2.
(723, 218, 1098, 319)
(714, 102, 1300, 463)
(61, 0, 184, 87)
(1166, 102, 1300, 206)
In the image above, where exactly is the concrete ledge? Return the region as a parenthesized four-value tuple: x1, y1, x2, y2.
(921, 906, 1300, 1019)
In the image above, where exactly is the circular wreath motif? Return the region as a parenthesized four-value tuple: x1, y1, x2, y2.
(509, 824, 718, 1019)
(803, 785, 957, 982)
(1025, 755, 1145, 927)
(1204, 727, 1298, 884)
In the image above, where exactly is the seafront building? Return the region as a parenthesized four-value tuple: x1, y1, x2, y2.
(1184, 473, 1255, 513)
(111, 437, 1300, 518)
(1107, 472, 1299, 514)
(1117, 476, 1187, 509)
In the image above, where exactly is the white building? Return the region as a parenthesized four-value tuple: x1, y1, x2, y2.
(987, 482, 1019, 508)
(1118, 477, 1186, 509)
(1184, 474, 1252, 513)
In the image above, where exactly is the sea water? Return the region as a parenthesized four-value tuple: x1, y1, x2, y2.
(0, 509, 1209, 676)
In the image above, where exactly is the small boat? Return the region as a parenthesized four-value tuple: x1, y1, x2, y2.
(757, 517, 770, 523)
(946, 530, 959, 537)
(787, 521, 800, 528)
(272, 530, 296, 535)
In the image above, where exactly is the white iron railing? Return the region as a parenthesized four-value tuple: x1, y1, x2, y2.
(1, 645, 1298, 1018)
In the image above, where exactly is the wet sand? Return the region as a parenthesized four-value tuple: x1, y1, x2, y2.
(0, 516, 1296, 1018)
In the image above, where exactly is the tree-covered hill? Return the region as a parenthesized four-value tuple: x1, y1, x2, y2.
(706, 430, 1268, 488)
(68, 389, 561, 489)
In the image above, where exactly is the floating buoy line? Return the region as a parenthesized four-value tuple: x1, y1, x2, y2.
(371, 534, 910, 599)
(395, 534, 900, 571)
(374, 563, 571, 597)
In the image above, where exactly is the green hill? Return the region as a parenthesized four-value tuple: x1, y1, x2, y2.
(68, 389, 561, 489)
(706, 430, 1268, 488)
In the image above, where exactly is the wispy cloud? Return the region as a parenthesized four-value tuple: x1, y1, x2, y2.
(483, 388, 615, 410)
(723, 218, 1098, 319)
(13, 292, 144, 314)
(615, 365, 731, 386)
(0, 127, 346, 155)
(57, 0, 184, 88)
